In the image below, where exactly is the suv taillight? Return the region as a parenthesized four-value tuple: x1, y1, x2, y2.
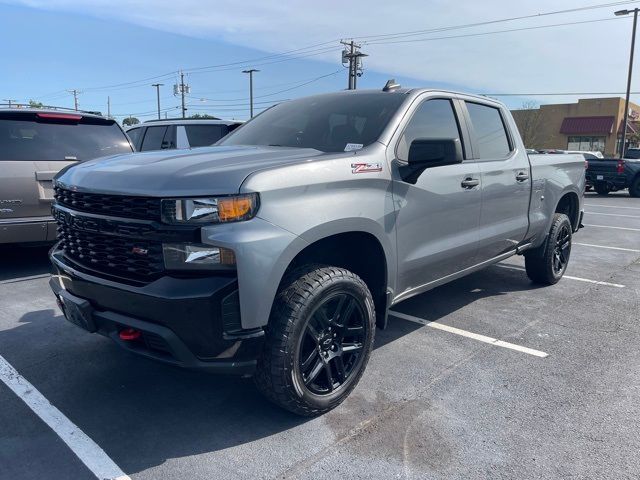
(617, 160, 625, 174)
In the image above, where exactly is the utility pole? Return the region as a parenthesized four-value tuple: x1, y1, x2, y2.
(68, 89, 80, 110)
(615, 8, 639, 158)
(242, 69, 260, 118)
(107, 96, 111, 118)
(151, 83, 163, 119)
(2, 99, 16, 107)
(341, 40, 368, 90)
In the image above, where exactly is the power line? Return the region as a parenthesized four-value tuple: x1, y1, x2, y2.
(354, 1, 639, 43)
(363, 16, 630, 46)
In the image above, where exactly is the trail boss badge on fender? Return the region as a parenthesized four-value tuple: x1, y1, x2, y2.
(351, 162, 383, 174)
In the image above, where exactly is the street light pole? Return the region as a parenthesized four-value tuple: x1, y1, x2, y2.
(615, 8, 639, 158)
(242, 69, 259, 118)
(151, 83, 163, 120)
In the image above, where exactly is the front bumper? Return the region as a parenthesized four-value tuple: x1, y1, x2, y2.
(49, 248, 264, 375)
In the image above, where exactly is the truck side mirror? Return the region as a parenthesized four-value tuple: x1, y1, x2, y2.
(400, 138, 463, 184)
(408, 138, 463, 167)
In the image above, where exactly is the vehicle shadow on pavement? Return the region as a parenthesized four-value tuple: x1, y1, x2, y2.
(2, 263, 543, 476)
(0, 245, 52, 282)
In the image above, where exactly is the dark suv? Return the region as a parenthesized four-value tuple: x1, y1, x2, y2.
(0, 107, 133, 244)
(126, 119, 242, 152)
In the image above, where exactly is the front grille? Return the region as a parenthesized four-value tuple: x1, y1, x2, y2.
(57, 224, 164, 280)
(54, 186, 161, 221)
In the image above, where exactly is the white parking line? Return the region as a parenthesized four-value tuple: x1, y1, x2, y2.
(0, 273, 50, 285)
(495, 264, 626, 287)
(389, 311, 548, 358)
(585, 212, 640, 219)
(574, 242, 640, 253)
(585, 203, 640, 210)
(0, 354, 130, 480)
(583, 223, 640, 232)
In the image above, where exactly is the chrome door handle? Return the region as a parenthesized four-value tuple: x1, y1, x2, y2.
(515, 171, 529, 182)
(461, 177, 480, 189)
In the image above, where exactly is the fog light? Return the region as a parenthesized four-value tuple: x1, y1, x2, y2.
(163, 243, 236, 271)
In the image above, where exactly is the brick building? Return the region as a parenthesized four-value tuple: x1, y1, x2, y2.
(511, 97, 640, 156)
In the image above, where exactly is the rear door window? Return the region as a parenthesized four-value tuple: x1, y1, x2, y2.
(465, 102, 512, 159)
(184, 124, 227, 147)
(0, 114, 132, 161)
(140, 126, 168, 151)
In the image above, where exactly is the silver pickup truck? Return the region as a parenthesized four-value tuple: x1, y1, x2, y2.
(49, 85, 585, 415)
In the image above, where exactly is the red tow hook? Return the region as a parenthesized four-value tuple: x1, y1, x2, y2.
(119, 328, 142, 341)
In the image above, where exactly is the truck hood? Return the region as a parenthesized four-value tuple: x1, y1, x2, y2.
(55, 145, 323, 196)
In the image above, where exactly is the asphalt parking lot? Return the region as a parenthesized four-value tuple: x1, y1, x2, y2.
(1, 191, 639, 480)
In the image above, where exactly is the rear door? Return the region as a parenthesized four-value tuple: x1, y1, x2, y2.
(0, 111, 132, 240)
(463, 101, 530, 260)
(392, 96, 481, 298)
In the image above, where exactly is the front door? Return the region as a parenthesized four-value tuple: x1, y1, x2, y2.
(392, 98, 481, 300)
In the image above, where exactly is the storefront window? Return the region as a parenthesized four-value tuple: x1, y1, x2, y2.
(567, 136, 605, 153)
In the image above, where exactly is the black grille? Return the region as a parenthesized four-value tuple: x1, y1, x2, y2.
(54, 186, 161, 221)
(57, 224, 164, 280)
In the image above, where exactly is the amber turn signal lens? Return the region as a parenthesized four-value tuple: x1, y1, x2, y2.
(217, 196, 254, 221)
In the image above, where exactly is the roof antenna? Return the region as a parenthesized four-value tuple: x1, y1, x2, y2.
(382, 79, 401, 92)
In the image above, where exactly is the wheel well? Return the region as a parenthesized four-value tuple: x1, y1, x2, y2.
(284, 232, 388, 327)
(555, 192, 580, 230)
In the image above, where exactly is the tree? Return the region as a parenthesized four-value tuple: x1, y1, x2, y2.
(28, 99, 44, 108)
(513, 101, 543, 148)
(122, 116, 140, 126)
(190, 113, 217, 119)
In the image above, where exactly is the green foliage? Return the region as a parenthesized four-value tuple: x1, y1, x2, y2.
(28, 99, 44, 108)
(190, 113, 217, 119)
(122, 116, 140, 126)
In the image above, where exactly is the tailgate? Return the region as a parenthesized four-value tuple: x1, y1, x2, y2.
(587, 159, 619, 175)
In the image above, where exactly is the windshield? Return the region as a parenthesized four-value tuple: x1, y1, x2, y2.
(219, 93, 407, 153)
(0, 115, 132, 161)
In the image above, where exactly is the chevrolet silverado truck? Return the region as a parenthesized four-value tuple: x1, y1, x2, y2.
(49, 85, 585, 415)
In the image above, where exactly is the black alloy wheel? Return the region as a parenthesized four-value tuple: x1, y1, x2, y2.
(552, 222, 571, 276)
(297, 293, 367, 395)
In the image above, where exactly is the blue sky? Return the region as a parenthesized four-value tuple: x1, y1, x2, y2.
(1, 1, 638, 122)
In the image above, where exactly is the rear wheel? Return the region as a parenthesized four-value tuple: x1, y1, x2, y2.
(594, 182, 611, 195)
(255, 265, 375, 416)
(524, 213, 572, 285)
(629, 177, 640, 198)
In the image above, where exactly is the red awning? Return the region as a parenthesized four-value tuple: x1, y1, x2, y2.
(559, 116, 615, 135)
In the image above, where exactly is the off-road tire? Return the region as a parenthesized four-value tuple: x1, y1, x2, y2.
(629, 176, 640, 198)
(254, 265, 376, 416)
(524, 213, 572, 285)
(594, 182, 610, 195)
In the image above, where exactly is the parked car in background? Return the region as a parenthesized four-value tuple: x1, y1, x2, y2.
(0, 107, 133, 244)
(625, 147, 640, 159)
(49, 86, 585, 415)
(565, 150, 603, 160)
(585, 156, 640, 196)
(126, 119, 242, 152)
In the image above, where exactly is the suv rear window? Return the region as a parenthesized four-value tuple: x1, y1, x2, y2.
(184, 124, 227, 147)
(465, 102, 512, 159)
(0, 113, 132, 161)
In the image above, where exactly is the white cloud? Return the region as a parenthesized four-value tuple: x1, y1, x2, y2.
(7, 0, 639, 104)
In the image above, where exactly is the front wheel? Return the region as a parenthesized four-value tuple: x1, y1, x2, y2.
(524, 213, 572, 285)
(255, 265, 376, 416)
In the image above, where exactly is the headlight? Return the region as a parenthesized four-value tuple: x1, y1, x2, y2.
(161, 193, 258, 224)
(163, 243, 236, 270)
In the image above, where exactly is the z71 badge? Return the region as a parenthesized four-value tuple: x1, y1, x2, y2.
(351, 162, 383, 174)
